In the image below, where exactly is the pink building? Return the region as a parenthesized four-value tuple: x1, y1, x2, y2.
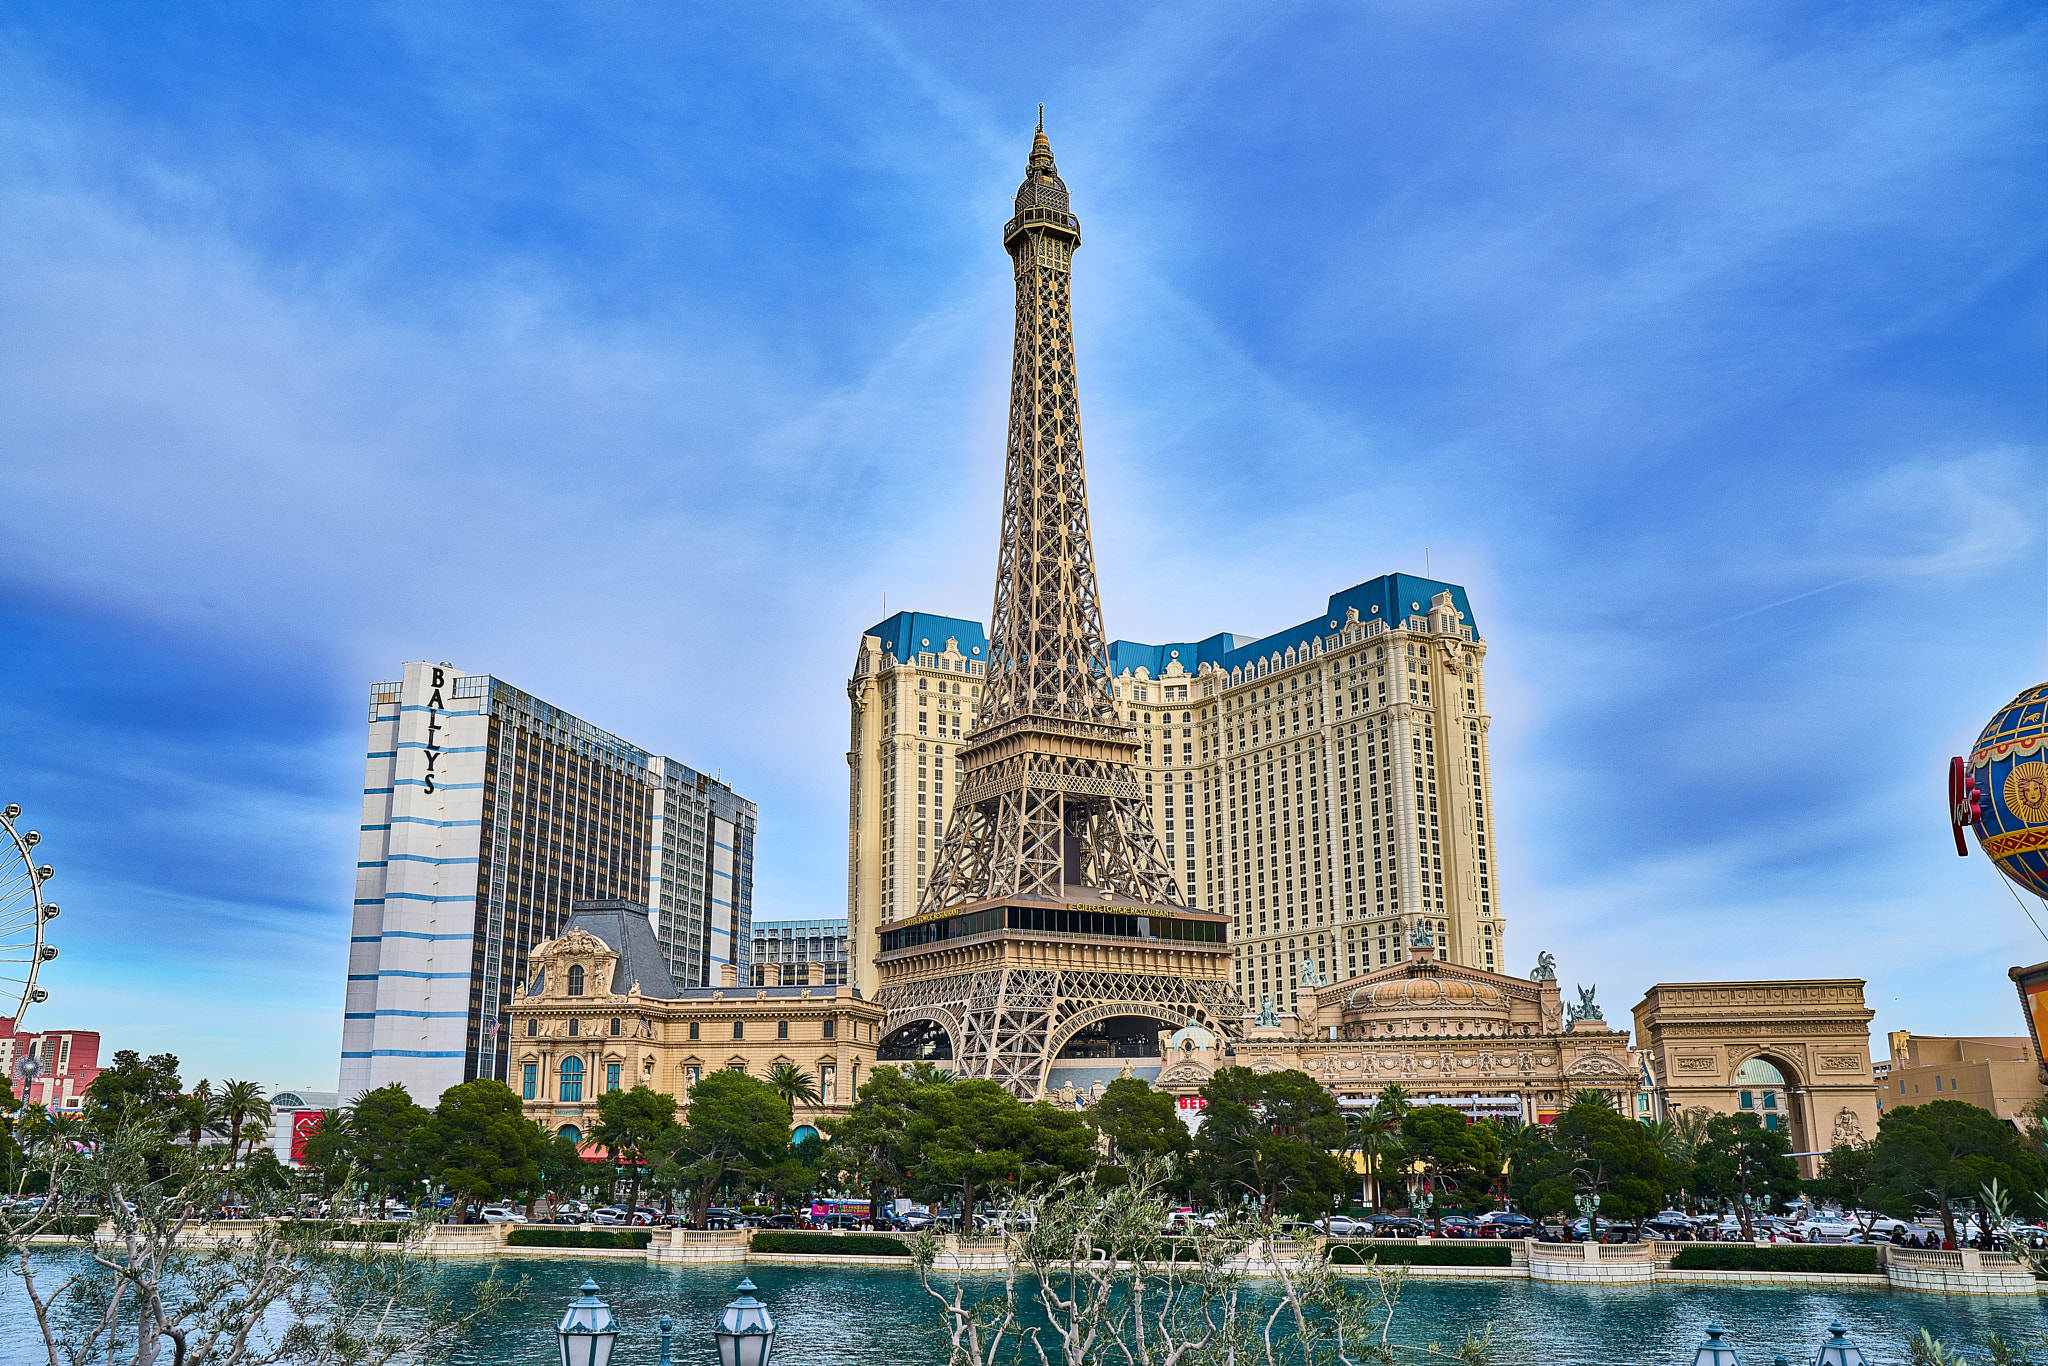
(0, 1017, 103, 1112)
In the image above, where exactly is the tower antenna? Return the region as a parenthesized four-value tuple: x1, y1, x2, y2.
(1037, 102, 1044, 131)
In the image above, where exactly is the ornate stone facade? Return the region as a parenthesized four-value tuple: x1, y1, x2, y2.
(1151, 948, 1637, 1122)
(506, 906, 883, 1143)
(1632, 979, 1880, 1177)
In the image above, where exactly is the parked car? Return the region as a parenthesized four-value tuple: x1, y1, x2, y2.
(1364, 1215, 1427, 1237)
(1318, 1215, 1366, 1237)
(479, 1206, 528, 1224)
(1799, 1219, 1854, 1243)
(1480, 1213, 1536, 1234)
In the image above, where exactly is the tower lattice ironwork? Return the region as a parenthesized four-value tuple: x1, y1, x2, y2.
(921, 117, 1182, 915)
(874, 118, 1233, 1099)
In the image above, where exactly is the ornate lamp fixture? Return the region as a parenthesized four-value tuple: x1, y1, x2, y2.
(555, 1278, 618, 1366)
(714, 1278, 776, 1366)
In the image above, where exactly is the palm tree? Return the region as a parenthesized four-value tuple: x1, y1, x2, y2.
(182, 1080, 220, 1156)
(1355, 1084, 1412, 1211)
(216, 1080, 272, 1170)
(1567, 1088, 1615, 1112)
(766, 1062, 822, 1110)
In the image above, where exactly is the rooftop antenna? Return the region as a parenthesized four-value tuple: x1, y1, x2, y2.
(1037, 102, 1044, 131)
(1425, 547, 1430, 576)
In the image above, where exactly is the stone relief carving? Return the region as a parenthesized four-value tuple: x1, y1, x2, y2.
(1675, 1056, 1717, 1072)
(1831, 1107, 1865, 1145)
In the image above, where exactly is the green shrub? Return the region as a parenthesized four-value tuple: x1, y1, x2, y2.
(508, 1228, 653, 1250)
(324, 1223, 406, 1243)
(18, 1216, 100, 1238)
(1666, 1245, 1878, 1275)
(752, 1231, 909, 1257)
(1327, 1243, 1512, 1267)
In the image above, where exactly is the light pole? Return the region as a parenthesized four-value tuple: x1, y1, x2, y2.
(1813, 1321, 1866, 1366)
(714, 1277, 776, 1366)
(556, 1277, 619, 1366)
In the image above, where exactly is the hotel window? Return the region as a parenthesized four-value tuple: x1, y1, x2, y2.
(567, 964, 585, 996)
(521, 1064, 537, 1100)
(609, 1017, 621, 1036)
(777, 1020, 789, 1040)
(606, 1063, 621, 1092)
(527, 1019, 537, 1037)
(689, 1022, 700, 1041)
(559, 1057, 584, 1103)
(733, 1021, 745, 1040)
(823, 1019, 836, 1040)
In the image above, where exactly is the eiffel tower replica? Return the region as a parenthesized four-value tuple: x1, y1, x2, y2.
(873, 116, 1235, 1097)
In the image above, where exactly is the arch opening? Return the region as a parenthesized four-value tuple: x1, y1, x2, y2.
(879, 1019, 954, 1062)
(1056, 1015, 1176, 1060)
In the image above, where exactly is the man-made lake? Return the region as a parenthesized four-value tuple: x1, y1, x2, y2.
(6, 1256, 2043, 1364)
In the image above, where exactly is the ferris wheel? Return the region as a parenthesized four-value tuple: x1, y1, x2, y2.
(0, 803, 59, 1028)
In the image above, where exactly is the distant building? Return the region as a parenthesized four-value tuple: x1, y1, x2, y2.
(753, 917, 848, 988)
(265, 1088, 341, 1166)
(344, 661, 755, 1103)
(507, 904, 881, 1146)
(0, 1018, 101, 1112)
(1882, 1031, 2045, 1129)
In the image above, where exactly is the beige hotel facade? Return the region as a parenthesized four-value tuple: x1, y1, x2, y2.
(846, 575, 1505, 1012)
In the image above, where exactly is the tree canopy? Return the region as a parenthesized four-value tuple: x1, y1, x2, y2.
(1876, 1100, 2048, 1246)
(1192, 1067, 1347, 1216)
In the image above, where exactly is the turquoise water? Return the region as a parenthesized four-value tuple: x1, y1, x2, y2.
(6, 1255, 2044, 1364)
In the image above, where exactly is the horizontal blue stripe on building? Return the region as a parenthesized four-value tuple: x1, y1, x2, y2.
(399, 705, 482, 716)
(367, 751, 397, 759)
(352, 931, 472, 942)
(361, 824, 391, 831)
(358, 861, 387, 868)
(388, 854, 479, 866)
(352, 1008, 470, 1018)
(341, 1050, 466, 1059)
(374, 969, 472, 979)
(353, 899, 386, 906)
(395, 779, 485, 790)
(363, 788, 394, 795)
(392, 815, 483, 828)
(397, 741, 488, 753)
(386, 892, 478, 903)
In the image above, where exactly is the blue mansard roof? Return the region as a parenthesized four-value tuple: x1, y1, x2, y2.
(1219, 575, 1476, 674)
(1106, 633, 1252, 679)
(1108, 574, 1477, 681)
(865, 611, 989, 664)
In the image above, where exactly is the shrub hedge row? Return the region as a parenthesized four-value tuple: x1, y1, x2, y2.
(752, 1231, 910, 1257)
(323, 1223, 405, 1243)
(19, 1217, 100, 1238)
(1326, 1244, 1513, 1267)
(1667, 1246, 1878, 1275)
(508, 1228, 653, 1250)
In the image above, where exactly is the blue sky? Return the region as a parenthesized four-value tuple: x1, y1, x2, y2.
(0, 3, 2041, 1092)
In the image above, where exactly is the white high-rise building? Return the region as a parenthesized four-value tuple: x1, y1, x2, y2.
(341, 662, 755, 1103)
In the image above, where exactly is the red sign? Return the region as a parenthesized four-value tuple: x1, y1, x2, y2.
(1176, 1097, 1208, 1111)
(290, 1111, 322, 1165)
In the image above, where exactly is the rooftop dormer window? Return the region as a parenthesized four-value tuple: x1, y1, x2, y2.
(567, 964, 585, 996)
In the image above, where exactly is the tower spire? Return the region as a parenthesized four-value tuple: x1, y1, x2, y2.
(919, 123, 1180, 912)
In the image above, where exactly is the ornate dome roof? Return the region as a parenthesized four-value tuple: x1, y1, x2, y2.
(1346, 966, 1507, 1015)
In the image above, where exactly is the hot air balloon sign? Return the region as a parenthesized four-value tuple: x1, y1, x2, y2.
(1954, 683, 2048, 897)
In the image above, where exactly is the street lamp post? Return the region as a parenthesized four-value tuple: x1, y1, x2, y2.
(556, 1278, 619, 1366)
(714, 1278, 776, 1366)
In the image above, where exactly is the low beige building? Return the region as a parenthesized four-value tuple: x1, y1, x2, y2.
(1882, 1031, 2045, 1127)
(507, 904, 885, 1145)
(1633, 979, 1881, 1177)
(1147, 944, 1637, 1123)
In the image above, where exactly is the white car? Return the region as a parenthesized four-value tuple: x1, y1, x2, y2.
(1800, 1219, 1854, 1243)
(479, 1206, 528, 1224)
(1319, 1215, 1366, 1237)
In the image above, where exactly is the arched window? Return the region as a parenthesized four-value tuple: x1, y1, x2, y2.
(559, 1124, 581, 1142)
(559, 1056, 584, 1102)
(567, 964, 585, 996)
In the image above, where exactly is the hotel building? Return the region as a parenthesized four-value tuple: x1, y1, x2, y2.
(845, 574, 1499, 1013)
(753, 916, 849, 988)
(843, 612, 989, 1000)
(342, 662, 755, 1103)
